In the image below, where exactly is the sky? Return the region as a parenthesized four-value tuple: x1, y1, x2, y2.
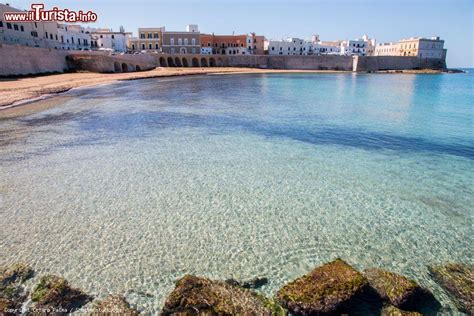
(6, 0, 474, 67)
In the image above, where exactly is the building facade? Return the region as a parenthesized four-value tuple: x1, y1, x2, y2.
(130, 27, 165, 51)
(57, 24, 91, 50)
(265, 38, 313, 55)
(200, 33, 263, 55)
(340, 35, 375, 56)
(162, 25, 200, 54)
(90, 29, 131, 52)
(374, 37, 445, 59)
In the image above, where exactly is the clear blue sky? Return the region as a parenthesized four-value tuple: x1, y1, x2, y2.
(7, 0, 474, 67)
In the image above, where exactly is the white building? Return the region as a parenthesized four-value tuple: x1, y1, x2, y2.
(265, 37, 313, 55)
(57, 24, 91, 50)
(88, 27, 131, 52)
(340, 35, 375, 56)
(201, 47, 212, 55)
(313, 40, 342, 55)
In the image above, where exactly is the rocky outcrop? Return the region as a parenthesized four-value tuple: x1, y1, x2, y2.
(225, 276, 268, 289)
(381, 305, 422, 316)
(428, 263, 473, 315)
(31, 275, 92, 314)
(0, 263, 34, 315)
(365, 268, 432, 309)
(162, 274, 285, 315)
(276, 258, 368, 315)
(92, 294, 139, 315)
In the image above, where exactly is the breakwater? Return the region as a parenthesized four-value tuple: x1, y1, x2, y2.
(0, 43, 447, 76)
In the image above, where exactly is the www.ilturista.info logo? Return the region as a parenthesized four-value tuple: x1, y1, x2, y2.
(3, 4, 97, 23)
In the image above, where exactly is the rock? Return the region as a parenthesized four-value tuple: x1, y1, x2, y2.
(276, 258, 368, 315)
(0, 263, 34, 315)
(428, 263, 473, 315)
(92, 294, 139, 315)
(31, 275, 92, 314)
(0, 262, 34, 288)
(162, 274, 285, 315)
(364, 268, 432, 309)
(225, 276, 269, 289)
(381, 305, 422, 316)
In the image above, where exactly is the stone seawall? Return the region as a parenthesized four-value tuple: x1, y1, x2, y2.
(0, 44, 70, 76)
(0, 44, 447, 76)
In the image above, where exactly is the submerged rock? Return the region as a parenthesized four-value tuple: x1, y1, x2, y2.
(365, 268, 432, 309)
(428, 263, 473, 315)
(31, 275, 92, 313)
(225, 276, 269, 289)
(381, 305, 422, 316)
(0, 263, 34, 315)
(276, 258, 368, 315)
(92, 294, 139, 315)
(162, 274, 285, 315)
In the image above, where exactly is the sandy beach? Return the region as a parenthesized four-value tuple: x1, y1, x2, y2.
(0, 67, 346, 111)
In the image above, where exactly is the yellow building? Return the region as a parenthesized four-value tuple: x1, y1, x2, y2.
(375, 37, 445, 59)
(130, 27, 165, 51)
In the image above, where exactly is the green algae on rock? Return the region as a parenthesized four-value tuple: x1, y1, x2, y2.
(428, 263, 473, 315)
(364, 268, 432, 309)
(92, 294, 139, 315)
(31, 275, 92, 313)
(0, 263, 34, 315)
(276, 258, 368, 315)
(162, 274, 286, 315)
(381, 305, 422, 316)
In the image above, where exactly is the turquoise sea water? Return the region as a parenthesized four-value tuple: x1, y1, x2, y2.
(0, 72, 473, 313)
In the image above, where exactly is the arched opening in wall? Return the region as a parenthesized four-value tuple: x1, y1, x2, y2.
(122, 63, 128, 72)
(182, 58, 189, 67)
(192, 58, 200, 67)
(174, 57, 182, 67)
(167, 57, 175, 67)
(114, 62, 122, 72)
(217, 58, 223, 67)
(180, 47, 187, 54)
(209, 58, 216, 67)
(135, 65, 141, 71)
(159, 57, 167, 67)
(201, 58, 208, 67)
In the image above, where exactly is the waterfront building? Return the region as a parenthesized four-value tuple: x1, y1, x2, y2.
(374, 37, 445, 59)
(89, 27, 132, 52)
(265, 37, 313, 55)
(130, 27, 165, 51)
(200, 32, 264, 55)
(161, 25, 200, 54)
(340, 35, 375, 56)
(313, 40, 342, 55)
(57, 24, 91, 50)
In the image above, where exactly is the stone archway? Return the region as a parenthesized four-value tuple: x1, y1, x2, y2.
(209, 58, 216, 67)
(114, 62, 122, 72)
(200, 58, 208, 67)
(192, 57, 200, 67)
(135, 65, 141, 71)
(182, 58, 189, 67)
(167, 57, 175, 67)
(121, 63, 128, 72)
(159, 57, 167, 67)
(174, 57, 182, 67)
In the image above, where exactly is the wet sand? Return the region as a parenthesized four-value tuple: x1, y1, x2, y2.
(0, 67, 343, 111)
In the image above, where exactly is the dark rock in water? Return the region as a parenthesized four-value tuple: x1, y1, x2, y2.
(276, 258, 368, 315)
(364, 268, 434, 310)
(225, 276, 269, 289)
(162, 274, 285, 315)
(31, 275, 92, 314)
(381, 305, 422, 316)
(0, 263, 34, 288)
(92, 294, 139, 315)
(0, 263, 34, 315)
(428, 263, 473, 315)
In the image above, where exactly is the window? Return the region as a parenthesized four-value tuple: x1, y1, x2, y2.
(271, 47, 274, 51)
(149, 44, 152, 49)
(50, 34, 53, 40)
(20, 25, 24, 32)
(147, 33, 152, 39)
(142, 43, 145, 49)
(101, 43, 103, 47)
(13, 24, 19, 31)
(192, 48, 196, 53)
(71, 37, 74, 43)
(178, 38, 182, 45)
(184, 38, 188, 45)
(31, 31, 38, 37)
(61, 35, 64, 42)
(78, 39, 81, 45)
(45, 31, 48, 38)
(100, 35, 103, 38)
(155, 44, 159, 49)
(191, 38, 196, 45)
(132, 44, 135, 50)
(140, 33, 145, 39)
(0, 21, 3, 27)
(34, 22, 37, 28)
(207, 42, 210, 47)
(170, 48, 175, 54)
(153, 33, 158, 38)
(111, 35, 115, 39)
(170, 38, 174, 45)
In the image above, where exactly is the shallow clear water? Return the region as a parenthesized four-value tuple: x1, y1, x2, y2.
(1, 72, 473, 314)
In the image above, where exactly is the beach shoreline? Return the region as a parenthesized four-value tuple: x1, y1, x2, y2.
(0, 67, 452, 112)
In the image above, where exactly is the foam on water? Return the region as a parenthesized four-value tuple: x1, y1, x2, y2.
(1, 73, 473, 313)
